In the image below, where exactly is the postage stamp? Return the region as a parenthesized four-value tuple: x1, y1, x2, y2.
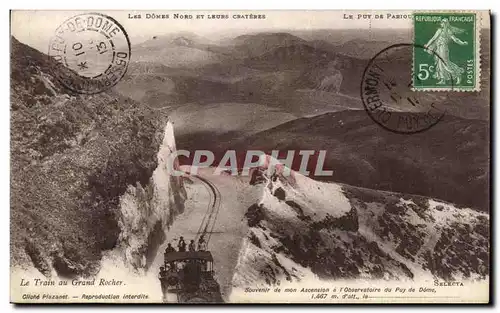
(48, 12, 131, 94)
(361, 44, 450, 134)
(413, 12, 480, 91)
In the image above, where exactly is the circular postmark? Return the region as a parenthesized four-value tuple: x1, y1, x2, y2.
(48, 13, 131, 94)
(361, 43, 452, 134)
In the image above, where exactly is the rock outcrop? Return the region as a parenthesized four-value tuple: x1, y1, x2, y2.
(233, 164, 489, 287)
(10, 37, 186, 278)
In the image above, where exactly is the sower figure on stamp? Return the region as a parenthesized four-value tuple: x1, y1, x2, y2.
(424, 18, 468, 85)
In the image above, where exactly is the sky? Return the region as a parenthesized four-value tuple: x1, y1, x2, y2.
(11, 10, 418, 52)
(11, 10, 490, 53)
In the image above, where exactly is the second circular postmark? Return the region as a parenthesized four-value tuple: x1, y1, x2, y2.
(360, 43, 453, 134)
(48, 12, 131, 94)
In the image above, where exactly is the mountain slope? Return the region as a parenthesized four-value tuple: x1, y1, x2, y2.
(227, 110, 489, 211)
(10, 37, 186, 277)
(232, 166, 489, 288)
(132, 33, 226, 68)
(231, 32, 308, 57)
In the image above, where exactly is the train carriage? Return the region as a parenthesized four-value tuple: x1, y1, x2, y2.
(159, 251, 224, 303)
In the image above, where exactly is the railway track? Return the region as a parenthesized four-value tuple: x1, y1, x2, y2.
(185, 172, 222, 248)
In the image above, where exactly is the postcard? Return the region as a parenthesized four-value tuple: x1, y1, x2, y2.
(10, 10, 491, 303)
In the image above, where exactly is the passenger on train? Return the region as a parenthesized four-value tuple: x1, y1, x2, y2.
(159, 266, 167, 278)
(164, 263, 172, 272)
(164, 243, 176, 269)
(178, 236, 187, 252)
(198, 235, 206, 251)
(158, 266, 167, 294)
(188, 239, 196, 252)
(176, 261, 186, 271)
(165, 243, 176, 254)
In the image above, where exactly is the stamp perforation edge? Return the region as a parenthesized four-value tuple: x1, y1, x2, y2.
(411, 10, 484, 92)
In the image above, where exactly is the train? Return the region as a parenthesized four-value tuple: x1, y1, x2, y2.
(158, 250, 224, 303)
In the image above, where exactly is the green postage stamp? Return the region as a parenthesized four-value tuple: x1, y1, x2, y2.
(413, 12, 480, 91)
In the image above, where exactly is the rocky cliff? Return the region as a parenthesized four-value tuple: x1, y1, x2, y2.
(10, 37, 186, 278)
(232, 164, 489, 287)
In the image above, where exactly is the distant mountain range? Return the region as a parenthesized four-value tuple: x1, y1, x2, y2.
(113, 30, 490, 211)
(118, 30, 489, 120)
(229, 110, 490, 211)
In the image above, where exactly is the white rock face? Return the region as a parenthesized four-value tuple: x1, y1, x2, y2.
(115, 121, 187, 272)
(232, 165, 489, 289)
